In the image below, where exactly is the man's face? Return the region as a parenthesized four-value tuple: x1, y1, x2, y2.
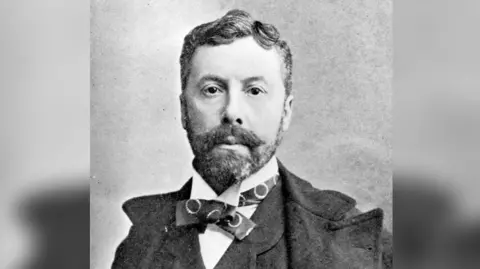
(181, 37, 293, 190)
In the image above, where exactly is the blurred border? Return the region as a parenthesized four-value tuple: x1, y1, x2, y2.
(394, 0, 480, 268)
(1, 0, 479, 268)
(0, 1, 89, 269)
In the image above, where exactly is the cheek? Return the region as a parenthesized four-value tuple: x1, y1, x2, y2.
(187, 99, 223, 133)
(250, 102, 284, 140)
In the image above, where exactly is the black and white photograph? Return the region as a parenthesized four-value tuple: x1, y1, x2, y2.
(90, 1, 392, 268)
(4, 0, 480, 269)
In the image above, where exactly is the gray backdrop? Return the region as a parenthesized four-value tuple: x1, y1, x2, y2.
(91, 0, 392, 268)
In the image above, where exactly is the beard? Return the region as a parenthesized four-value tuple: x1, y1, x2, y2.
(185, 117, 285, 194)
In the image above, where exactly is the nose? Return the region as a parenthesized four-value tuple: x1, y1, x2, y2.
(222, 89, 244, 126)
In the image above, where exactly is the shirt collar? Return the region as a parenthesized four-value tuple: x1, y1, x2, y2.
(190, 157, 279, 205)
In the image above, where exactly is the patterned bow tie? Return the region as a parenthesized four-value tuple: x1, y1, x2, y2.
(176, 174, 279, 240)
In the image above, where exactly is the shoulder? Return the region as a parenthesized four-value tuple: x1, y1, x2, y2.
(122, 194, 170, 223)
(279, 162, 392, 268)
(121, 188, 187, 228)
(121, 179, 193, 225)
(279, 164, 357, 221)
(291, 175, 387, 229)
(279, 160, 389, 223)
(122, 193, 175, 225)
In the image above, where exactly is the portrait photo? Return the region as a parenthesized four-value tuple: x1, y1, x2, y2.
(91, 1, 392, 268)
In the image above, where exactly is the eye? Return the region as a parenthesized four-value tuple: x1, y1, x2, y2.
(202, 86, 222, 96)
(247, 86, 264, 96)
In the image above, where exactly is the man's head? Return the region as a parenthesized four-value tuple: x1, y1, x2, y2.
(179, 10, 294, 193)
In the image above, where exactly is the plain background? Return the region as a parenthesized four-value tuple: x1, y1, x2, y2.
(91, 0, 392, 268)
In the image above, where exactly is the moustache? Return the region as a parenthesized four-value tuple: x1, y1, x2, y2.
(200, 125, 265, 152)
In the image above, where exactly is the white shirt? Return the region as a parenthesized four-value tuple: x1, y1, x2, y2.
(190, 157, 279, 269)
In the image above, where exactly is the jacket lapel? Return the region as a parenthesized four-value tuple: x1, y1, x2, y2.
(123, 179, 206, 269)
(278, 160, 385, 269)
(151, 225, 205, 269)
(214, 179, 286, 269)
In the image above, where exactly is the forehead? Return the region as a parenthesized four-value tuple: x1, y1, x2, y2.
(188, 37, 284, 85)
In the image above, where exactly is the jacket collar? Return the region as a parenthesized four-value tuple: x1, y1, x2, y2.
(122, 179, 192, 233)
(122, 180, 207, 268)
(278, 159, 356, 221)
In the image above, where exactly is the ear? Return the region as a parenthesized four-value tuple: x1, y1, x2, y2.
(281, 94, 294, 132)
(179, 94, 187, 130)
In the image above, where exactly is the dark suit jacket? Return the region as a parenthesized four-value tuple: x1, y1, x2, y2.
(112, 161, 392, 269)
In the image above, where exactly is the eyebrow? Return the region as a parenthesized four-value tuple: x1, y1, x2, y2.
(196, 74, 228, 88)
(241, 76, 268, 85)
(196, 74, 269, 88)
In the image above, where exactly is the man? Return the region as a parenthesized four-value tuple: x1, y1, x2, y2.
(112, 9, 392, 269)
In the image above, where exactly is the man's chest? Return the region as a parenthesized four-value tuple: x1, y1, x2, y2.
(146, 228, 289, 269)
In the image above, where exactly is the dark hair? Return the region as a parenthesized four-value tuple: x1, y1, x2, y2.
(179, 9, 293, 95)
